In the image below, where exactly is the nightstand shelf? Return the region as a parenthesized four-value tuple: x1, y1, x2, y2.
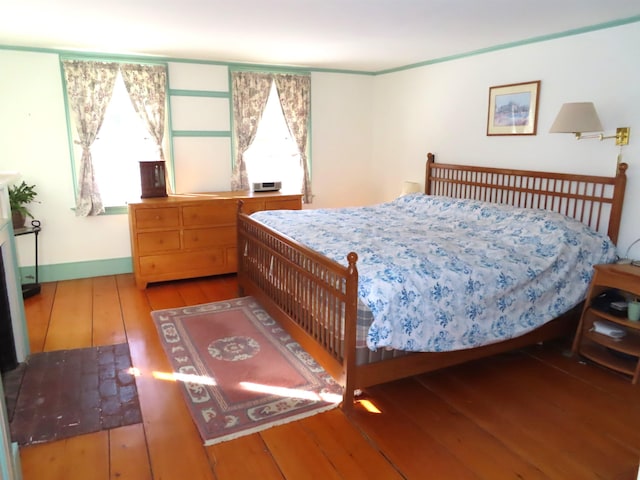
(579, 337, 638, 377)
(572, 263, 640, 384)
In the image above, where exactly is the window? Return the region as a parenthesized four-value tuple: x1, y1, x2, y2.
(242, 82, 303, 191)
(90, 72, 161, 206)
(62, 60, 168, 216)
(231, 71, 311, 203)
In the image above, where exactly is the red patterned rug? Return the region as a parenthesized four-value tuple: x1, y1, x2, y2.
(151, 296, 343, 445)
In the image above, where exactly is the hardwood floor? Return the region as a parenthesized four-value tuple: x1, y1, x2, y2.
(17, 273, 640, 479)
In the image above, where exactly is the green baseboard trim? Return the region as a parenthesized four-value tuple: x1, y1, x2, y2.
(19, 257, 133, 283)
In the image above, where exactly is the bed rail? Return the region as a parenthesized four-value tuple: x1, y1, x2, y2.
(425, 153, 627, 244)
(237, 208, 360, 407)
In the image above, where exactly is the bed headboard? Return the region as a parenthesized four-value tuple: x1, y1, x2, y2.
(424, 152, 628, 245)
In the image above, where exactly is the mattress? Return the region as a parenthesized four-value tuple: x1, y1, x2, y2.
(252, 194, 616, 353)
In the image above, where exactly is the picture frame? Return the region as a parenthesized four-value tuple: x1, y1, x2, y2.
(487, 80, 540, 136)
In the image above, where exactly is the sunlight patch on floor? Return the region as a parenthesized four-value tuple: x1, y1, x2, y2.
(240, 381, 342, 403)
(356, 398, 382, 414)
(151, 370, 217, 385)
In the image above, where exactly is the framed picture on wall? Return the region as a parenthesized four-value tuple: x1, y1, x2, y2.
(487, 80, 540, 136)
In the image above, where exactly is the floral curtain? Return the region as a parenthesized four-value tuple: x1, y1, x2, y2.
(274, 74, 312, 203)
(230, 72, 273, 190)
(62, 60, 119, 216)
(120, 63, 172, 193)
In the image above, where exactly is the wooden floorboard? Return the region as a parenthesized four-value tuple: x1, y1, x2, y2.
(117, 275, 215, 479)
(15, 273, 640, 480)
(109, 423, 152, 480)
(348, 391, 480, 479)
(371, 377, 549, 480)
(43, 278, 93, 351)
(418, 351, 640, 480)
(475, 351, 640, 454)
(91, 275, 127, 347)
(299, 409, 405, 480)
(206, 433, 284, 480)
(22, 281, 55, 354)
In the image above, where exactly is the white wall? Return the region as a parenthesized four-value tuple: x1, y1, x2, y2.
(371, 22, 640, 257)
(167, 62, 234, 193)
(311, 72, 375, 208)
(0, 50, 134, 272)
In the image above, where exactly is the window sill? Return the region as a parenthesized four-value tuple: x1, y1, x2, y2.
(71, 206, 128, 216)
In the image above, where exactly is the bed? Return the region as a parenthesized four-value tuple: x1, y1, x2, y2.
(236, 153, 628, 410)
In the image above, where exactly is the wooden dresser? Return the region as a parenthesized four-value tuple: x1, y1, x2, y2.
(128, 191, 302, 288)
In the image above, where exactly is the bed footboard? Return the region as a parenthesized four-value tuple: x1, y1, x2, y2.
(237, 209, 360, 407)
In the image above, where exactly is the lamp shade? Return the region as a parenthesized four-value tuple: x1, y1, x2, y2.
(401, 181, 421, 195)
(549, 102, 603, 133)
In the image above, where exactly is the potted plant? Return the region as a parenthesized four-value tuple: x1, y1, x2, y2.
(8, 181, 38, 229)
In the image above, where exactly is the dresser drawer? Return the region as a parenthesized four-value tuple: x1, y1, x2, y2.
(183, 226, 236, 250)
(134, 207, 180, 229)
(137, 231, 181, 255)
(183, 203, 236, 226)
(265, 198, 302, 210)
(139, 249, 226, 276)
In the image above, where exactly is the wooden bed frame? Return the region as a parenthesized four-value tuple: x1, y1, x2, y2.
(237, 153, 628, 410)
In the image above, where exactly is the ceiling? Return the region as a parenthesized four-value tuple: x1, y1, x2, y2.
(1, 0, 639, 72)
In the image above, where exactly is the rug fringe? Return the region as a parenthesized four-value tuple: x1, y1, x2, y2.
(202, 401, 340, 446)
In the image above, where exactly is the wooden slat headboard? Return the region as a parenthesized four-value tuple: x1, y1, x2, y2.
(424, 152, 628, 245)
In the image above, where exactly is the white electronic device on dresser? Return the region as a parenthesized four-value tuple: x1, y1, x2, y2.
(252, 181, 282, 192)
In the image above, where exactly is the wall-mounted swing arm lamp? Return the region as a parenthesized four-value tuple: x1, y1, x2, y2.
(549, 102, 630, 146)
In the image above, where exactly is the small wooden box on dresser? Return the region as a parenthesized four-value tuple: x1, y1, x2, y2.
(572, 263, 640, 384)
(128, 191, 302, 289)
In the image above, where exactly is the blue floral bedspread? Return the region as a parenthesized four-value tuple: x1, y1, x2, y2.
(251, 194, 616, 352)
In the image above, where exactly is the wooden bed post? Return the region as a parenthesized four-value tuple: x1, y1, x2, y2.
(341, 252, 359, 411)
(236, 200, 246, 297)
(424, 152, 435, 195)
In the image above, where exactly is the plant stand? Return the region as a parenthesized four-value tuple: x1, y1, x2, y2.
(14, 219, 41, 299)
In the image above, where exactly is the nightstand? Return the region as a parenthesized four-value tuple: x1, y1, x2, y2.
(572, 263, 640, 384)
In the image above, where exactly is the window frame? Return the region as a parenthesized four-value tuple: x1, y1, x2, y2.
(59, 55, 172, 214)
(228, 66, 312, 192)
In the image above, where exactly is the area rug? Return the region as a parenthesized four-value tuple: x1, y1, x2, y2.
(151, 296, 343, 446)
(5, 343, 142, 445)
